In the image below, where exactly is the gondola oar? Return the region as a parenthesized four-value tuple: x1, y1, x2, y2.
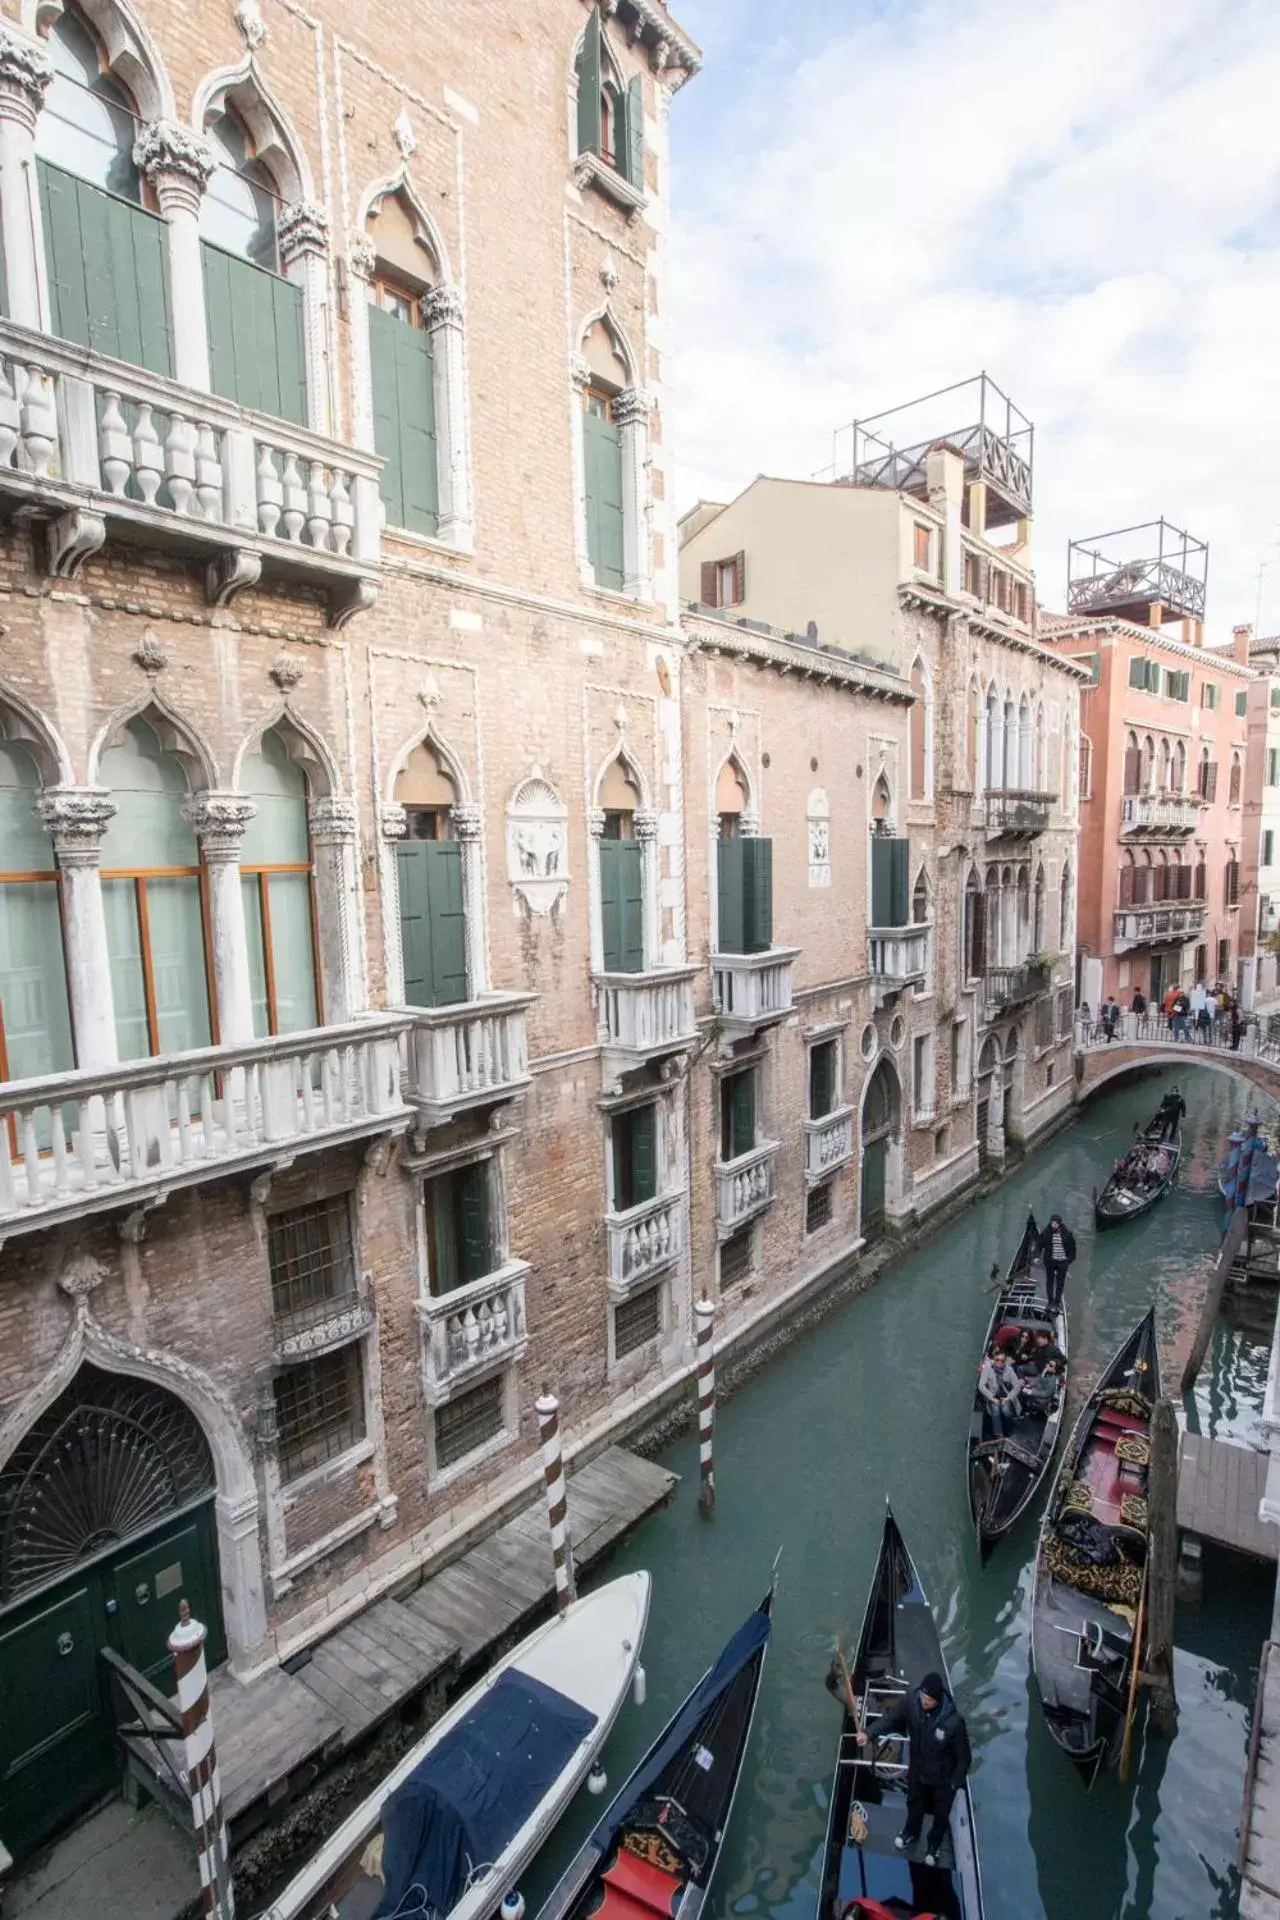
(1118, 1559, 1150, 1784)
(835, 1634, 858, 1720)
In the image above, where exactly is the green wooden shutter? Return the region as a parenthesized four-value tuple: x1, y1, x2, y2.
(397, 841, 467, 1006)
(369, 306, 404, 526)
(584, 407, 624, 589)
(624, 74, 644, 187)
(717, 837, 745, 954)
(458, 1161, 492, 1284)
(369, 305, 439, 534)
(631, 1103, 656, 1205)
(577, 7, 603, 155)
(397, 841, 432, 1007)
(600, 838, 643, 972)
(429, 1173, 459, 1294)
(871, 837, 910, 927)
(201, 241, 306, 425)
(730, 1070, 754, 1159)
(810, 1042, 834, 1119)
(742, 836, 773, 952)
(39, 161, 172, 375)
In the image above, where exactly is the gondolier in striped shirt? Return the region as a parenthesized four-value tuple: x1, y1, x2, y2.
(1037, 1214, 1076, 1314)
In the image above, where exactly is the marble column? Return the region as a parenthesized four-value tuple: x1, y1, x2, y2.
(0, 28, 52, 330)
(184, 793, 256, 1045)
(422, 283, 473, 550)
(279, 202, 332, 437)
(346, 234, 377, 451)
(133, 120, 216, 393)
(378, 801, 408, 1007)
(587, 807, 606, 976)
(570, 356, 592, 585)
(614, 385, 652, 602)
(309, 795, 363, 1023)
(39, 787, 119, 1069)
(634, 807, 660, 971)
(451, 800, 486, 999)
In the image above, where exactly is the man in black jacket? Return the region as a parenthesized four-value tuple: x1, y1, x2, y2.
(1037, 1213, 1076, 1314)
(854, 1669, 972, 1864)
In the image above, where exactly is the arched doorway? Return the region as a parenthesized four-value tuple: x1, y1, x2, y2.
(860, 1057, 901, 1242)
(0, 1366, 222, 1858)
(976, 1035, 1000, 1165)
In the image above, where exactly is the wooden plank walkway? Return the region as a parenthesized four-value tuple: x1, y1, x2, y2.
(1178, 1432, 1278, 1562)
(293, 1595, 459, 1741)
(1241, 1643, 1280, 1919)
(212, 1665, 343, 1824)
(402, 1444, 677, 1668)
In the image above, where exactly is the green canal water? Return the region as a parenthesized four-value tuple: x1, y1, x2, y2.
(524, 1064, 1280, 1920)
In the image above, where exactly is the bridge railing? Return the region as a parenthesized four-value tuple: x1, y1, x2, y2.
(1074, 1010, 1280, 1069)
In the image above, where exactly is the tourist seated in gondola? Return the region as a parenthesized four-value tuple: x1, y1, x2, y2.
(853, 1670, 972, 1867)
(1018, 1330, 1064, 1411)
(978, 1343, 1021, 1438)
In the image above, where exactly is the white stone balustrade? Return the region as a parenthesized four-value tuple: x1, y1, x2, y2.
(275, 1297, 376, 1364)
(595, 967, 698, 1062)
(403, 992, 534, 1123)
(419, 1258, 530, 1406)
(715, 1139, 779, 1238)
(803, 1104, 855, 1184)
(867, 924, 930, 990)
(606, 1189, 687, 1300)
(711, 949, 799, 1035)
(0, 320, 380, 622)
(0, 1016, 411, 1237)
(1113, 903, 1207, 951)
(1120, 792, 1202, 836)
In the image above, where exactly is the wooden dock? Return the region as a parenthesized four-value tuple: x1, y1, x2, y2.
(1178, 1432, 1278, 1562)
(1240, 1643, 1280, 1919)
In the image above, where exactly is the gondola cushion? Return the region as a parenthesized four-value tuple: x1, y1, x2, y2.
(602, 1852, 683, 1916)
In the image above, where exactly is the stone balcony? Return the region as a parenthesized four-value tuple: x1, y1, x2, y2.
(984, 961, 1049, 1016)
(803, 1104, 855, 1185)
(715, 1139, 779, 1238)
(1113, 902, 1208, 952)
(0, 320, 381, 626)
(595, 966, 699, 1084)
(983, 789, 1055, 838)
(274, 1294, 377, 1366)
(1119, 792, 1202, 837)
(0, 1015, 411, 1241)
(711, 949, 799, 1036)
(868, 924, 930, 1001)
(605, 1189, 688, 1301)
(402, 991, 535, 1126)
(418, 1258, 530, 1407)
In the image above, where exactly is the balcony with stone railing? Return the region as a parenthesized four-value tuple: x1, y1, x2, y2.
(596, 966, 699, 1077)
(715, 1138, 779, 1238)
(403, 991, 535, 1125)
(868, 924, 930, 999)
(1119, 792, 1202, 838)
(804, 1104, 855, 1185)
(419, 1258, 530, 1406)
(711, 949, 800, 1037)
(605, 1189, 688, 1301)
(0, 321, 381, 625)
(984, 960, 1049, 1015)
(273, 1293, 377, 1366)
(982, 789, 1055, 838)
(1113, 902, 1208, 951)
(0, 1015, 411, 1239)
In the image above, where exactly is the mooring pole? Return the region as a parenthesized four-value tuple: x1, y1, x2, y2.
(537, 1391, 576, 1613)
(1144, 1394, 1179, 1738)
(169, 1601, 234, 1920)
(695, 1297, 716, 1517)
(1181, 1206, 1249, 1393)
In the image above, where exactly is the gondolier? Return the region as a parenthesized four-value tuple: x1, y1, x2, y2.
(1037, 1214, 1076, 1313)
(854, 1671, 972, 1866)
(1156, 1087, 1186, 1142)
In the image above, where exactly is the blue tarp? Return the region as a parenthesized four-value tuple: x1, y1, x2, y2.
(589, 1604, 771, 1858)
(377, 1670, 597, 1919)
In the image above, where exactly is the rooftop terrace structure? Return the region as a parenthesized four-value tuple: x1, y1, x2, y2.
(830, 373, 1034, 527)
(1067, 520, 1208, 627)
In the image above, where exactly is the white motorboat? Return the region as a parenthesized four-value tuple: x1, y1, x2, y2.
(260, 1571, 651, 1920)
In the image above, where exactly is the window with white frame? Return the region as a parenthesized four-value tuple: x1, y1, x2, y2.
(574, 6, 644, 199)
(434, 1374, 504, 1470)
(913, 1031, 935, 1119)
(267, 1196, 368, 1483)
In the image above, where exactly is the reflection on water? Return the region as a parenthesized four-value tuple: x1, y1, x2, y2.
(521, 1066, 1273, 1920)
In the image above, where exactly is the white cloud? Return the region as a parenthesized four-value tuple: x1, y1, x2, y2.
(666, 0, 1280, 631)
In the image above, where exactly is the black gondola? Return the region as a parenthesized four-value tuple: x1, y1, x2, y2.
(534, 1585, 773, 1920)
(967, 1211, 1069, 1560)
(819, 1510, 983, 1920)
(1030, 1309, 1160, 1785)
(1094, 1104, 1180, 1229)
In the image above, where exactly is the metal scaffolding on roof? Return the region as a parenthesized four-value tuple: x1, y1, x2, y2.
(1066, 519, 1208, 624)
(830, 373, 1034, 525)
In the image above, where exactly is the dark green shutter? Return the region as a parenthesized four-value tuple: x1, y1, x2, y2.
(201, 241, 306, 425)
(871, 837, 910, 928)
(600, 837, 643, 972)
(810, 1042, 835, 1119)
(742, 836, 772, 952)
(457, 1161, 492, 1284)
(717, 837, 744, 954)
(397, 841, 467, 1007)
(39, 160, 172, 375)
(584, 406, 624, 589)
(729, 1071, 754, 1159)
(625, 74, 644, 187)
(369, 304, 438, 535)
(613, 1103, 656, 1212)
(577, 7, 603, 154)
(429, 1173, 458, 1293)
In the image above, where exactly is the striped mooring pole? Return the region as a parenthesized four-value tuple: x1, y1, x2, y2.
(537, 1391, 576, 1614)
(169, 1600, 234, 1920)
(695, 1297, 716, 1517)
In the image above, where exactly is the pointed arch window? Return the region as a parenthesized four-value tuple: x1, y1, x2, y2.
(394, 742, 467, 1007)
(0, 742, 74, 1091)
(364, 192, 440, 538)
(200, 106, 306, 424)
(963, 869, 984, 980)
(1229, 752, 1242, 808)
(1035, 704, 1047, 791)
(983, 689, 999, 792)
(909, 658, 931, 800)
(1078, 733, 1092, 801)
(966, 678, 980, 788)
(575, 6, 644, 195)
(1033, 864, 1046, 950)
(1123, 730, 1141, 796)
(599, 755, 644, 973)
(1059, 862, 1073, 949)
(239, 731, 320, 1036)
(36, 4, 173, 375)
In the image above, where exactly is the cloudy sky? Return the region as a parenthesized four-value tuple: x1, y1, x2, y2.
(665, 0, 1280, 638)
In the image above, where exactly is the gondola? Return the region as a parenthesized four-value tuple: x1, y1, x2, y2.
(1094, 1106, 1180, 1229)
(819, 1510, 983, 1920)
(1030, 1309, 1160, 1786)
(535, 1582, 774, 1920)
(967, 1211, 1069, 1560)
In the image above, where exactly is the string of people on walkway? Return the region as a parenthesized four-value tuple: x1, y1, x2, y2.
(1080, 981, 1248, 1051)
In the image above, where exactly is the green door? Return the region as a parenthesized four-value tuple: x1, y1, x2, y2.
(584, 404, 624, 589)
(0, 1582, 112, 1861)
(600, 838, 644, 973)
(861, 1136, 887, 1240)
(106, 1513, 225, 1686)
(369, 304, 438, 535)
(397, 840, 468, 1007)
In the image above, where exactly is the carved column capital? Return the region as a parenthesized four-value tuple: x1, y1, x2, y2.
(740, 810, 761, 839)
(421, 283, 464, 331)
(132, 119, 215, 219)
(380, 801, 408, 841)
(633, 808, 660, 842)
(38, 786, 117, 866)
(612, 386, 652, 429)
(279, 200, 329, 267)
(571, 356, 593, 393)
(587, 807, 607, 839)
(451, 801, 483, 842)
(182, 791, 257, 862)
(308, 795, 358, 845)
(0, 28, 52, 134)
(348, 233, 377, 282)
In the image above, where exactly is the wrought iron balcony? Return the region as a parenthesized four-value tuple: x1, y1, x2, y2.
(418, 1258, 530, 1406)
(1119, 792, 1201, 837)
(715, 1139, 778, 1238)
(0, 1015, 411, 1239)
(595, 966, 699, 1073)
(605, 1189, 687, 1300)
(711, 949, 799, 1036)
(983, 789, 1054, 838)
(403, 991, 535, 1125)
(984, 961, 1049, 1013)
(0, 320, 381, 625)
(804, 1104, 855, 1185)
(1114, 902, 1207, 951)
(868, 924, 929, 995)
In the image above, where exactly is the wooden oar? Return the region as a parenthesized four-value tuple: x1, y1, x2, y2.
(835, 1634, 858, 1721)
(1118, 1558, 1150, 1784)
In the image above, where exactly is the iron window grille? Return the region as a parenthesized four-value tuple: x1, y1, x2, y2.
(267, 1197, 358, 1337)
(720, 1225, 754, 1288)
(615, 1284, 661, 1357)
(805, 1183, 834, 1235)
(434, 1375, 504, 1470)
(273, 1344, 367, 1482)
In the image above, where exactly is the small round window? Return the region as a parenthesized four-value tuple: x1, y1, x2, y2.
(859, 1022, 877, 1063)
(890, 1015, 906, 1051)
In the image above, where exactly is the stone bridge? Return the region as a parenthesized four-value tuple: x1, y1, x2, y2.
(1075, 1028, 1280, 1109)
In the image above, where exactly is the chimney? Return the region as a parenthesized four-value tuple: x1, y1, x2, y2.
(1233, 622, 1253, 666)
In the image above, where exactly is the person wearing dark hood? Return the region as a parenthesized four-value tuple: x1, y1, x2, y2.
(1156, 1085, 1186, 1142)
(854, 1669, 972, 1865)
(1037, 1213, 1076, 1315)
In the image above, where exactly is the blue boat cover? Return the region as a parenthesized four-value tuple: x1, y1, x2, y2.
(589, 1604, 771, 1857)
(377, 1670, 597, 1918)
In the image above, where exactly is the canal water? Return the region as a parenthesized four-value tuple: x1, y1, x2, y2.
(524, 1063, 1280, 1920)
